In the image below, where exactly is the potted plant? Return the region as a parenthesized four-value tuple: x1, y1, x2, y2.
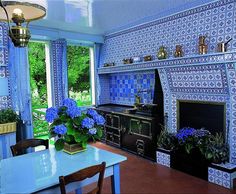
(172, 127, 212, 180)
(45, 98, 105, 154)
(204, 133, 229, 164)
(157, 126, 177, 151)
(156, 125, 177, 166)
(0, 108, 18, 134)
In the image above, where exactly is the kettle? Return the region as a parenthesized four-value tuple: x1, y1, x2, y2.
(217, 38, 232, 52)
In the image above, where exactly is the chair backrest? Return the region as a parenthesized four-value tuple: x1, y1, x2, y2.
(59, 162, 106, 194)
(10, 138, 49, 156)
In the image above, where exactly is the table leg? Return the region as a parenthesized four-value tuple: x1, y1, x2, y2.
(111, 164, 120, 194)
(75, 188, 82, 194)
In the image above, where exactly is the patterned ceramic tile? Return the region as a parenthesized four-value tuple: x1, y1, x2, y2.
(226, 64, 236, 163)
(208, 165, 236, 189)
(109, 70, 155, 105)
(0, 96, 10, 109)
(0, 66, 6, 78)
(165, 64, 228, 94)
(99, 75, 111, 104)
(156, 151, 171, 167)
(222, 180, 231, 189)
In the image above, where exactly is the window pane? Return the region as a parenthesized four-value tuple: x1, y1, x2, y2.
(67, 45, 92, 106)
(28, 41, 49, 139)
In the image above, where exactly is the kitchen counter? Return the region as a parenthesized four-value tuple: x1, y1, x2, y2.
(95, 104, 156, 120)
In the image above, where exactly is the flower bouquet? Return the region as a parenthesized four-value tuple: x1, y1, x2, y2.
(45, 98, 105, 151)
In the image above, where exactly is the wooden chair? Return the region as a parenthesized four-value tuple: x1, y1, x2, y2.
(59, 162, 106, 194)
(10, 138, 49, 156)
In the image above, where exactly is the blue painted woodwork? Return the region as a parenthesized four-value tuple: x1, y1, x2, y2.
(0, 132, 15, 159)
(111, 164, 121, 194)
(0, 145, 127, 193)
(0, 78, 9, 96)
(30, 25, 104, 44)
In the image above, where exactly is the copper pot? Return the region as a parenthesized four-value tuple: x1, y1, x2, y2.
(217, 38, 232, 52)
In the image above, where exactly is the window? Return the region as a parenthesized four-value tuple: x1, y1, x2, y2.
(28, 41, 51, 139)
(67, 45, 95, 106)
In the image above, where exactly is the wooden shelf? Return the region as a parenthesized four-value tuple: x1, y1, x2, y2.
(98, 51, 236, 74)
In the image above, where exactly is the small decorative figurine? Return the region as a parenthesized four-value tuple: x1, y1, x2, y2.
(199, 35, 208, 54)
(217, 38, 232, 52)
(157, 46, 167, 60)
(143, 55, 152, 61)
(174, 45, 184, 57)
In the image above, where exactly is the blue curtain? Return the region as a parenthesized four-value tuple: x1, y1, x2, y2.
(50, 39, 68, 107)
(8, 39, 33, 141)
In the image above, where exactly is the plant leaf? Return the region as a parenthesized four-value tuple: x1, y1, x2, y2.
(64, 134, 75, 143)
(54, 139, 65, 151)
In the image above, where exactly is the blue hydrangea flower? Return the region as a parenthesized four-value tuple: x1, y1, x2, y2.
(82, 117, 95, 129)
(54, 124, 67, 135)
(45, 107, 58, 123)
(87, 109, 98, 118)
(62, 98, 81, 118)
(67, 106, 81, 119)
(176, 127, 196, 142)
(88, 128, 97, 135)
(93, 114, 105, 125)
(63, 98, 77, 109)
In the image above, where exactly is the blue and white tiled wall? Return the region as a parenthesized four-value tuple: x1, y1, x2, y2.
(109, 70, 155, 105)
(99, 0, 236, 164)
(101, 0, 236, 66)
(99, 70, 156, 105)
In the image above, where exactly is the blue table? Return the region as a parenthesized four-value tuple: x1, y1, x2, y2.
(0, 145, 127, 194)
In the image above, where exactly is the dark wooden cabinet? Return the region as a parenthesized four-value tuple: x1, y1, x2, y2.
(96, 107, 160, 161)
(104, 113, 122, 147)
(121, 116, 159, 160)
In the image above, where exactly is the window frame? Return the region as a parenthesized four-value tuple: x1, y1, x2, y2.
(66, 43, 95, 107)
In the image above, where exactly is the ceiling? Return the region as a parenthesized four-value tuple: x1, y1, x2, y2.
(31, 0, 217, 36)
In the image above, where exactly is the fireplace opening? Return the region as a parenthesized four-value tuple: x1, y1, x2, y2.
(177, 100, 225, 135)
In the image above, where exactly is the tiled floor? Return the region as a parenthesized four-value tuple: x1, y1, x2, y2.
(82, 142, 236, 194)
